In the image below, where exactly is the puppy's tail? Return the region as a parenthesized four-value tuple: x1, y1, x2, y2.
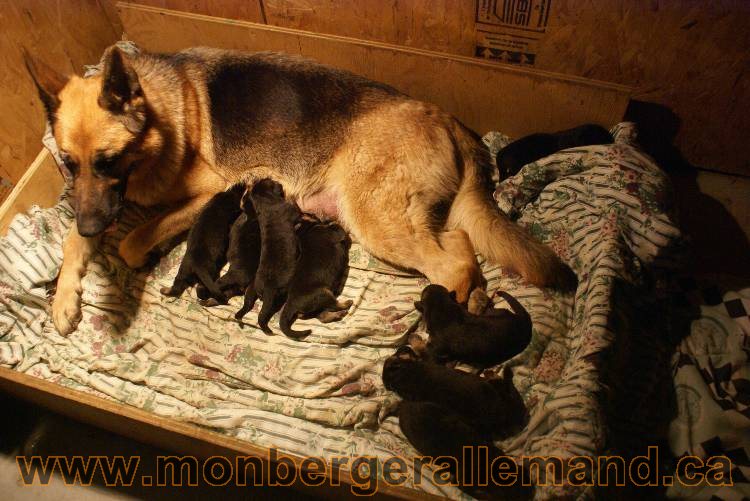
(279, 303, 311, 339)
(448, 123, 577, 292)
(496, 291, 531, 324)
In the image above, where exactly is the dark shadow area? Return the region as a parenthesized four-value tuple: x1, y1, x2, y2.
(624, 100, 750, 278)
(592, 101, 748, 498)
(595, 277, 701, 500)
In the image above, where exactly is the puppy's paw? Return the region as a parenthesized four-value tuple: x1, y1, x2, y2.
(407, 332, 428, 355)
(118, 235, 149, 269)
(199, 297, 222, 307)
(467, 287, 490, 315)
(318, 309, 347, 323)
(51, 287, 82, 336)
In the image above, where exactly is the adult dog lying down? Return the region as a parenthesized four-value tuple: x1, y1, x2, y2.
(24, 45, 574, 335)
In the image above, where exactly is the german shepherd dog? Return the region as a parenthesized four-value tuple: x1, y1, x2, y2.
(213, 189, 262, 301)
(24, 45, 573, 336)
(279, 217, 352, 338)
(160, 183, 244, 302)
(238, 179, 300, 334)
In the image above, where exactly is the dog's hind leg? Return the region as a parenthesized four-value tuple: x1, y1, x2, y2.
(316, 291, 353, 323)
(352, 225, 481, 305)
(257, 289, 283, 334)
(160, 277, 192, 298)
(52, 222, 101, 336)
(160, 261, 194, 297)
(194, 268, 227, 304)
(234, 286, 258, 324)
(216, 269, 245, 298)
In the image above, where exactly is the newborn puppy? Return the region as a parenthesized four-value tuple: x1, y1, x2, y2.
(382, 346, 526, 437)
(398, 401, 532, 501)
(160, 184, 244, 302)
(279, 218, 353, 338)
(497, 124, 613, 178)
(213, 190, 262, 302)
(235, 179, 300, 333)
(415, 284, 532, 368)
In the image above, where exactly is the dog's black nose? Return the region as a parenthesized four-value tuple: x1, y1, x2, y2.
(76, 214, 110, 236)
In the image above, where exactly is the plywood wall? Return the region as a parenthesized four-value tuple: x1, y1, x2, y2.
(121, 0, 750, 177)
(117, 4, 631, 142)
(0, 0, 122, 187)
(534, 1, 750, 177)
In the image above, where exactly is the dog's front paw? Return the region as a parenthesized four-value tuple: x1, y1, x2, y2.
(467, 287, 490, 315)
(118, 235, 149, 268)
(52, 287, 82, 336)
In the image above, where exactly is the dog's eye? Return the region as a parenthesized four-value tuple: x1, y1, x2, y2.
(59, 153, 78, 175)
(93, 154, 120, 174)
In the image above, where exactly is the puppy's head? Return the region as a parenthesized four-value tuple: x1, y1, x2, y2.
(250, 178, 285, 201)
(24, 46, 150, 236)
(415, 284, 462, 333)
(326, 222, 351, 246)
(382, 345, 421, 394)
(414, 284, 456, 313)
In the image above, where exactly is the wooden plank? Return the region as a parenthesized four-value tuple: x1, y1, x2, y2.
(116, 2, 632, 138)
(0, 149, 64, 236)
(0, 366, 435, 499)
(0, 0, 121, 184)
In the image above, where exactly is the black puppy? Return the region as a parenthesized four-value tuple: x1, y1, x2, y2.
(383, 347, 530, 499)
(415, 284, 532, 368)
(497, 123, 613, 178)
(398, 401, 531, 500)
(382, 346, 526, 437)
(279, 218, 353, 338)
(235, 179, 300, 334)
(213, 190, 262, 302)
(160, 184, 244, 302)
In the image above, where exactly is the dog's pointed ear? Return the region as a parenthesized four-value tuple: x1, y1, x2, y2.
(414, 300, 423, 312)
(22, 48, 69, 120)
(99, 46, 142, 113)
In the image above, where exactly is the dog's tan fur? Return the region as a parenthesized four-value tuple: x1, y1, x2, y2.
(25, 46, 573, 335)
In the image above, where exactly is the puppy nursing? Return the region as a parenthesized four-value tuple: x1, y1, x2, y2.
(279, 218, 352, 338)
(214, 192, 261, 300)
(163, 178, 352, 338)
(236, 179, 301, 333)
(160, 184, 244, 303)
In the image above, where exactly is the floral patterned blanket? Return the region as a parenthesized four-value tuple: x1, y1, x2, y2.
(0, 122, 688, 499)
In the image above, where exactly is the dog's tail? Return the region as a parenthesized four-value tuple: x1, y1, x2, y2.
(448, 123, 577, 292)
(279, 303, 312, 339)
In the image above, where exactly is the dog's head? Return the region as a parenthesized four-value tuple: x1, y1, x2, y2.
(250, 179, 285, 201)
(414, 284, 456, 312)
(382, 345, 422, 396)
(414, 284, 462, 331)
(24, 46, 149, 236)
